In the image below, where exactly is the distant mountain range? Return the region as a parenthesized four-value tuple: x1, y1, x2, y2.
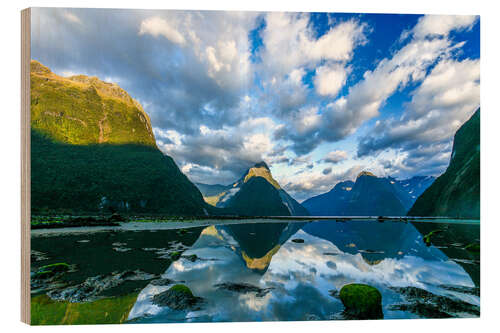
(196, 162, 309, 216)
(302, 172, 435, 216)
(30, 60, 208, 215)
(409, 109, 480, 218)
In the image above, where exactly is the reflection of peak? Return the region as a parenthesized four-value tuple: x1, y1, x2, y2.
(357, 171, 376, 178)
(242, 245, 281, 271)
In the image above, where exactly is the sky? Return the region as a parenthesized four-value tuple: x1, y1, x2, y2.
(31, 8, 480, 201)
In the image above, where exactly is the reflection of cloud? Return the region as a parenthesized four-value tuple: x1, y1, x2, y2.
(129, 223, 477, 322)
(263, 230, 475, 294)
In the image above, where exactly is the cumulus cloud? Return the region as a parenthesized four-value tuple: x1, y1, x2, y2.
(320, 150, 349, 164)
(314, 64, 350, 97)
(283, 165, 365, 201)
(357, 58, 480, 177)
(30, 9, 479, 197)
(139, 16, 186, 44)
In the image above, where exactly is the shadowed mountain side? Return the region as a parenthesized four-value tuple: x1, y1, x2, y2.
(31, 130, 209, 215)
(302, 180, 354, 216)
(223, 177, 291, 216)
(203, 162, 309, 216)
(408, 109, 480, 218)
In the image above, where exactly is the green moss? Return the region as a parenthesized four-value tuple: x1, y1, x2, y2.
(423, 229, 443, 246)
(38, 262, 70, 273)
(339, 283, 383, 319)
(170, 251, 182, 260)
(30, 293, 138, 325)
(465, 243, 480, 252)
(169, 284, 193, 297)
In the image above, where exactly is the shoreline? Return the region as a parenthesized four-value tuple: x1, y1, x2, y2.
(30, 217, 480, 237)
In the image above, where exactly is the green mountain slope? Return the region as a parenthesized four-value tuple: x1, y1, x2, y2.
(408, 109, 480, 218)
(30, 60, 207, 215)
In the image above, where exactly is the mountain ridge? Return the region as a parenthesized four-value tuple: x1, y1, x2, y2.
(408, 109, 480, 218)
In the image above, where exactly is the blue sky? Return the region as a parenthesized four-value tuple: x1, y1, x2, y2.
(31, 9, 480, 201)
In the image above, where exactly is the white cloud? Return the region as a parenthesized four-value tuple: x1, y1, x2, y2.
(62, 11, 82, 25)
(314, 64, 350, 97)
(322, 150, 348, 164)
(357, 58, 480, 160)
(412, 15, 478, 39)
(139, 16, 186, 45)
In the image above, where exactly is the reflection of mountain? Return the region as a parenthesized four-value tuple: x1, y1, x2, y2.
(409, 109, 480, 218)
(302, 220, 446, 264)
(219, 222, 305, 271)
(410, 222, 480, 287)
(303, 172, 434, 216)
(129, 220, 479, 322)
(199, 162, 308, 216)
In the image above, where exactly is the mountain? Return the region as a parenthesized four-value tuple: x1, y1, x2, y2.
(408, 109, 480, 218)
(30, 60, 208, 215)
(344, 172, 407, 216)
(301, 180, 354, 216)
(206, 162, 309, 216)
(194, 183, 231, 206)
(303, 171, 435, 216)
(388, 176, 436, 211)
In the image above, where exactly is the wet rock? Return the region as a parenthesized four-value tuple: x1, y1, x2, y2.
(151, 284, 203, 310)
(339, 283, 383, 319)
(214, 282, 272, 297)
(465, 243, 480, 253)
(47, 270, 157, 302)
(150, 278, 176, 286)
(389, 286, 480, 318)
(33, 262, 70, 280)
(182, 254, 198, 262)
(291, 238, 304, 243)
(423, 229, 443, 246)
(31, 250, 49, 262)
(170, 251, 182, 260)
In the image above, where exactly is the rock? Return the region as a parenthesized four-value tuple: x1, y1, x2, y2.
(182, 254, 198, 262)
(339, 283, 383, 319)
(150, 278, 175, 286)
(291, 238, 304, 243)
(465, 243, 480, 253)
(33, 262, 71, 280)
(170, 251, 182, 260)
(423, 229, 443, 246)
(151, 284, 202, 310)
(389, 286, 479, 318)
(214, 282, 272, 297)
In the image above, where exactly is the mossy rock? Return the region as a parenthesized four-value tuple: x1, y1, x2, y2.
(38, 262, 70, 273)
(151, 284, 201, 310)
(465, 243, 480, 252)
(339, 283, 383, 319)
(170, 251, 182, 260)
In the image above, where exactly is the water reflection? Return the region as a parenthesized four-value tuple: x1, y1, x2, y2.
(128, 220, 479, 322)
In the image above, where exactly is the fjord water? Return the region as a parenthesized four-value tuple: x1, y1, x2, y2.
(30, 219, 479, 324)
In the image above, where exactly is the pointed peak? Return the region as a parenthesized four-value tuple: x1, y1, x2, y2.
(357, 171, 376, 179)
(253, 161, 270, 170)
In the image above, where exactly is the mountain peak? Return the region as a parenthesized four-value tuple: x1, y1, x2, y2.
(357, 171, 376, 178)
(253, 161, 270, 170)
(243, 162, 280, 189)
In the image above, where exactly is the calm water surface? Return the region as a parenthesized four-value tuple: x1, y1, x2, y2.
(31, 219, 480, 323)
